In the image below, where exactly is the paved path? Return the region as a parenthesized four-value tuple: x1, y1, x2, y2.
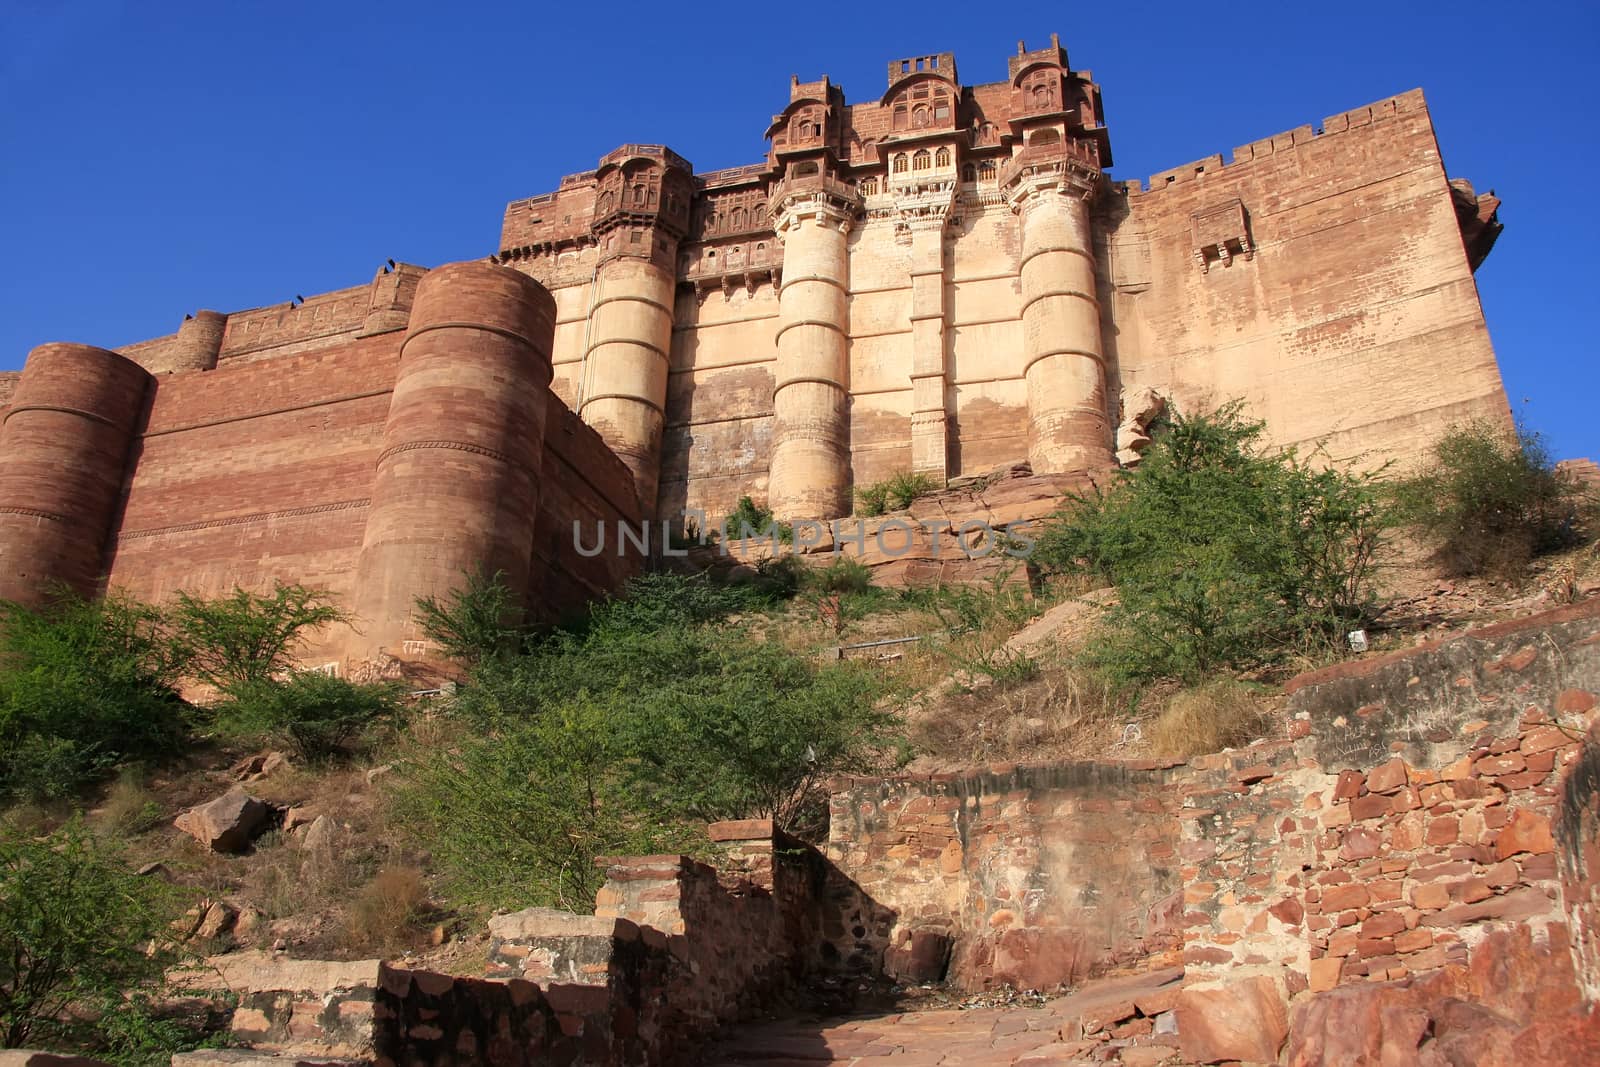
(702, 968, 1188, 1066)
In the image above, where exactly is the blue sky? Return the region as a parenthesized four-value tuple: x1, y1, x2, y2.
(1, 1, 1594, 459)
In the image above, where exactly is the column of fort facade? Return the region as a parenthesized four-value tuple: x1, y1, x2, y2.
(576, 246, 677, 517)
(1005, 164, 1115, 475)
(769, 191, 855, 521)
(903, 199, 956, 480)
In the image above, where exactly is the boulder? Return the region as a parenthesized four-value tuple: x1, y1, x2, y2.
(175, 792, 271, 853)
(230, 751, 290, 782)
(1175, 975, 1288, 1064)
(300, 814, 337, 855)
(194, 900, 237, 940)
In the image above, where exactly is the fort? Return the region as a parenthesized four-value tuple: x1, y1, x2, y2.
(0, 36, 1509, 665)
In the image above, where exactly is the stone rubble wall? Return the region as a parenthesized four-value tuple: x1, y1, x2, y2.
(826, 760, 1185, 991)
(823, 600, 1600, 1063)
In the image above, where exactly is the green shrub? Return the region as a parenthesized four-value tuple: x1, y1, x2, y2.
(168, 583, 348, 693)
(885, 471, 939, 510)
(215, 672, 400, 761)
(855, 482, 889, 517)
(0, 818, 181, 1050)
(401, 575, 897, 908)
(413, 569, 524, 667)
(1035, 403, 1388, 681)
(855, 471, 940, 516)
(804, 556, 874, 596)
(1391, 419, 1592, 577)
(396, 697, 689, 911)
(0, 594, 190, 800)
(723, 496, 792, 544)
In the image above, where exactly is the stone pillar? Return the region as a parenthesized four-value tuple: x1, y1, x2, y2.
(169, 310, 226, 372)
(770, 197, 853, 521)
(0, 343, 150, 604)
(576, 254, 675, 516)
(907, 214, 952, 480)
(353, 261, 555, 655)
(1007, 168, 1114, 474)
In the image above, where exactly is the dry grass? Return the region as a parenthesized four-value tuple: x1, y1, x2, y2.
(342, 865, 430, 955)
(93, 768, 166, 836)
(1147, 680, 1273, 759)
(910, 664, 1131, 765)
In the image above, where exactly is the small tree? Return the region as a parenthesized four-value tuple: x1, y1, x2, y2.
(0, 819, 179, 1049)
(413, 569, 524, 667)
(1392, 419, 1592, 576)
(168, 584, 348, 693)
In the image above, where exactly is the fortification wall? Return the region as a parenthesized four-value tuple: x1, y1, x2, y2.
(1107, 89, 1509, 468)
(97, 264, 642, 665)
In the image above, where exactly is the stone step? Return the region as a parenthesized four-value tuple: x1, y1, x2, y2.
(170, 1052, 367, 1067)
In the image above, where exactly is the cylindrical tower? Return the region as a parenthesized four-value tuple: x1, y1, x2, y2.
(576, 255, 674, 514)
(0, 343, 150, 604)
(353, 261, 555, 654)
(769, 196, 854, 520)
(1007, 168, 1115, 474)
(169, 311, 227, 372)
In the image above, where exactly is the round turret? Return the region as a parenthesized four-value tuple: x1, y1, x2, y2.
(0, 343, 151, 603)
(353, 261, 556, 656)
(169, 310, 227, 372)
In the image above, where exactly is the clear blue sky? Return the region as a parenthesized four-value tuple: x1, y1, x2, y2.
(2, 1, 1594, 460)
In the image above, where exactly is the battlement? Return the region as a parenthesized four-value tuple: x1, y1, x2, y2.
(887, 52, 957, 90)
(1008, 34, 1068, 81)
(113, 264, 427, 374)
(1126, 88, 1429, 195)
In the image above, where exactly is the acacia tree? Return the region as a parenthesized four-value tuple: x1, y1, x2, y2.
(167, 583, 348, 692)
(0, 819, 177, 1048)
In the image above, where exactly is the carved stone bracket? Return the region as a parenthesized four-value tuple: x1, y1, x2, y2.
(771, 192, 857, 241)
(1191, 199, 1254, 274)
(1002, 160, 1103, 216)
(891, 180, 959, 239)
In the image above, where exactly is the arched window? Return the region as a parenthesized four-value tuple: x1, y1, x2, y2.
(961, 164, 976, 183)
(632, 184, 646, 205)
(893, 106, 907, 131)
(913, 105, 930, 128)
(912, 149, 931, 171)
(859, 177, 878, 196)
(935, 147, 951, 168)
(892, 153, 908, 174)
(979, 160, 996, 178)
(794, 161, 819, 177)
(598, 190, 614, 214)
(1029, 128, 1061, 147)
(731, 208, 747, 229)
(1031, 82, 1051, 108)
(753, 202, 766, 219)
(706, 212, 719, 233)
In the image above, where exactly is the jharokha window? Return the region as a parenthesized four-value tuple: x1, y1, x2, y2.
(912, 149, 931, 171)
(892, 154, 908, 173)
